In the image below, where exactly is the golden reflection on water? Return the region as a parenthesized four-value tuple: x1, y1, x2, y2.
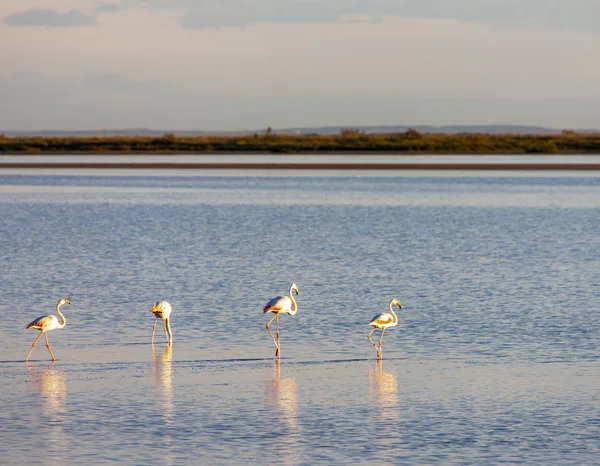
(369, 360, 400, 433)
(152, 344, 173, 417)
(27, 362, 68, 462)
(265, 361, 300, 464)
(152, 344, 174, 465)
(369, 360, 399, 406)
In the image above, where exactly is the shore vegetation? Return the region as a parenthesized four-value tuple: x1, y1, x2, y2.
(1, 129, 600, 154)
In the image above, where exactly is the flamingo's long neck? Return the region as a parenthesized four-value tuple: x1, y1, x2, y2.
(289, 286, 297, 313)
(389, 301, 398, 325)
(56, 302, 67, 328)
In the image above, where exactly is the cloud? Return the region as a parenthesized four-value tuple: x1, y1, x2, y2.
(94, 3, 121, 13)
(179, 8, 338, 29)
(120, 0, 600, 30)
(117, 0, 600, 31)
(4, 8, 97, 27)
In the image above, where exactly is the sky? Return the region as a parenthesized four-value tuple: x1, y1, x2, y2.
(1, 0, 599, 131)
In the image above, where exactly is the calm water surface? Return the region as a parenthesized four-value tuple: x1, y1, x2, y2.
(0, 171, 599, 465)
(3, 154, 600, 164)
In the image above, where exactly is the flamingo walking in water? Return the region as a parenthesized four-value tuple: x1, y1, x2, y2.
(368, 298, 402, 360)
(25, 297, 71, 362)
(149, 301, 173, 346)
(263, 283, 299, 358)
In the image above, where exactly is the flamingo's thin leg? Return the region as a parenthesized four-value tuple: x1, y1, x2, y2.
(152, 317, 158, 344)
(368, 328, 381, 359)
(25, 332, 43, 362)
(45, 332, 56, 361)
(266, 313, 280, 355)
(378, 328, 386, 360)
(275, 315, 281, 358)
(165, 318, 173, 346)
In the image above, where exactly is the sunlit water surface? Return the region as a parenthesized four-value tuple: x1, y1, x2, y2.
(1, 172, 599, 465)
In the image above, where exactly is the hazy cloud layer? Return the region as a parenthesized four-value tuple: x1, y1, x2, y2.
(94, 3, 121, 13)
(1, 2, 599, 130)
(4, 8, 97, 27)
(119, 0, 600, 30)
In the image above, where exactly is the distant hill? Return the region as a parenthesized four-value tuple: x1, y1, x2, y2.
(2, 125, 598, 137)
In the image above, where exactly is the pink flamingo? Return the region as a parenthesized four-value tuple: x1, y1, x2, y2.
(263, 283, 299, 358)
(25, 297, 71, 362)
(368, 298, 402, 360)
(149, 301, 173, 345)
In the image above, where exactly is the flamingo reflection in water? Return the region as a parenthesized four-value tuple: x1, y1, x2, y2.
(265, 361, 300, 464)
(367, 298, 402, 360)
(152, 344, 174, 466)
(369, 360, 399, 409)
(369, 360, 400, 438)
(25, 297, 71, 362)
(27, 362, 69, 462)
(263, 283, 299, 358)
(152, 344, 173, 418)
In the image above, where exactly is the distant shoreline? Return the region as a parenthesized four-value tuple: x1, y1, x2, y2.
(2, 131, 600, 156)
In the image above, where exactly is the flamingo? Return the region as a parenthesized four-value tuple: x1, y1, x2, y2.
(25, 297, 71, 362)
(263, 283, 299, 358)
(368, 298, 402, 360)
(149, 301, 173, 345)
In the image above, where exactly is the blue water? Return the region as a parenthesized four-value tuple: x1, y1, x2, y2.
(0, 172, 599, 465)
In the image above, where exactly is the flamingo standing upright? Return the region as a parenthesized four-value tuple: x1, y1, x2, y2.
(149, 301, 173, 346)
(263, 283, 299, 358)
(25, 297, 71, 362)
(368, 298, 402, 360)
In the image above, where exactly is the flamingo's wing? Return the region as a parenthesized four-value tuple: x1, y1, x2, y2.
(26, 315, 55, 330)
(369, 313, 393, 326)
(160, 302, 172, 318)
(263, 295, 287, 313)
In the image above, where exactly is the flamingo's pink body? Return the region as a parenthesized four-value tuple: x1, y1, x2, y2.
(263, 283, 299, 358)
(149, 301, 173, 346)
(368, 298, 402, 360)
(25, 297, 71, 362)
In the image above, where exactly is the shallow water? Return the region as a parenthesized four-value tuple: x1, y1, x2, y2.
(3, 153, 600, 165)
(1, 172, 599, 465)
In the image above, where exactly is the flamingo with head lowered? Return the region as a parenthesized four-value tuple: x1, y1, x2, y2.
(25, 297, 71, 362)
(368, 298, 402, 360)
(149, 301, 173, 346)
(263, 283, 299, 358)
